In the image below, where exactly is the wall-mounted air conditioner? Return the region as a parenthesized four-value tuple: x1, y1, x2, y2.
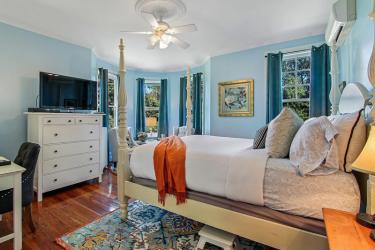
(325, 0, 356, 46)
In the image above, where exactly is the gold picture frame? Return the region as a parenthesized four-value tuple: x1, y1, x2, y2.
(218, 79, 254, 117)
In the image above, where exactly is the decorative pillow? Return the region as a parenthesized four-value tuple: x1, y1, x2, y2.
(328, 111, 362, 172)
(344, 113, 366, 172)
(265, 108, 304, 158)
(253, 125, 268, 149)
(290, 116, 339, 176)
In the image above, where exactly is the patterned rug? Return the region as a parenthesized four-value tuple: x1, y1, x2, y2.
(56, 200, 264, 250)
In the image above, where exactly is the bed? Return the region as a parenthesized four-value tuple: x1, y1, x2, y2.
(116, 39, 374, 250)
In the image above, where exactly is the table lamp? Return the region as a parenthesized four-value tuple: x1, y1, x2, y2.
(351, 126, 375, 239)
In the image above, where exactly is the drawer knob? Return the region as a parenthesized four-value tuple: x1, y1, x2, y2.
(90, 157, 93, 161)
(54, 150, 58, 153)
(54, 133, 58, 137)
(89, 170, 93, 173)
(53, 178, 58, 182)
(90, 131, 93, 134)
(54, 164, 58, 168)
(89, 145, 93, 148)
(47, 120, 51, 123)
(95, 119, 98, 122)
(68, 119, 72, 123)
(79, 119, 82, 122)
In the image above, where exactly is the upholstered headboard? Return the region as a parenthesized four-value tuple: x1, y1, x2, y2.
(338, 82, 372, 212)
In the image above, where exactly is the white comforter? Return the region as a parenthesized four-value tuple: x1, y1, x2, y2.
(130, 135, 268, 205)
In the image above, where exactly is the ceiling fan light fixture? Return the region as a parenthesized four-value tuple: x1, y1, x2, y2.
(151, 35, 160, 43)
(159, 41, 168, 49)
(161, 34, 172, 44)
(127, 0, 195, 50)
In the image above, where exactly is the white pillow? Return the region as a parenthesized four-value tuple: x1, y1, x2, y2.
(328, 111, 362, 172)
(290, 116, 339, 176)
(266, 107, 303, 158)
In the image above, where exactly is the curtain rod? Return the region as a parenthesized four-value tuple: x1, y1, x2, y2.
(264, 48, 311, 58)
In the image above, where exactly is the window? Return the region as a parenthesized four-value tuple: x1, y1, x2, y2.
(282, 51, 311, 120)
(108, 73, 118, 128)
(145, 81, 161, 138)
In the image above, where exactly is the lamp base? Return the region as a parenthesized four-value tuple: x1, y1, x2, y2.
(371, 230, 375, 241)
(356, 213, 375, 228)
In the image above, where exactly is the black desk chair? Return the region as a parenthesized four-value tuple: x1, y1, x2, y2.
(0, 142, 40, 232)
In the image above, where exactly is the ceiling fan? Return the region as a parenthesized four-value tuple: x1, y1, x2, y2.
(122, 11, 197, 49)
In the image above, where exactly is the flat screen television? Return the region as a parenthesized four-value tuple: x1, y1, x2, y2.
(39, 72, 97, 111)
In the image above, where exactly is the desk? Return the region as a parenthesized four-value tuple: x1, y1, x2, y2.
(0, 158, 25, 250)
(323, 208, 375, 250)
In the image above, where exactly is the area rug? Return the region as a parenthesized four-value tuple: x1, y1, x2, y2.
(56, 200, 264, 250)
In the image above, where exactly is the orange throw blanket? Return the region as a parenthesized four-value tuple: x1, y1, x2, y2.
(153, 136, 186, 205)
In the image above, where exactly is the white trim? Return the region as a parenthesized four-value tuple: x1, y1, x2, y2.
(144, 79, 162, 84)
(264, 42, 323, 57)
(282, 49, 311, 60)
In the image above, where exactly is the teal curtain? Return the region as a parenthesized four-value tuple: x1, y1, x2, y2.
(158, 79, 168, 138)
(179, 77, 187, 126)
(192, 73, 203, 135)
(136, 78, 145, 134)
(98, 68, 109, 127)
(266, 52, 283, 122)
(310, 44, 331, 117)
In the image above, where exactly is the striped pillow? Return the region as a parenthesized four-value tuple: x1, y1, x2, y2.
(253, 125, 268, 149)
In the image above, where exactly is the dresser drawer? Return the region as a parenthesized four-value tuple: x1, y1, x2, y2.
(44, 140, 99, 160)
(76, 116, 101, 125)
(43, 165, 99, 192)
(44, 152, 99, 175)
(43, 117, 75, 125)
(43, 125, 99, 144)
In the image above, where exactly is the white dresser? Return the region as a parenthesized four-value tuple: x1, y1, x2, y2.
(26, 112, 104, 201)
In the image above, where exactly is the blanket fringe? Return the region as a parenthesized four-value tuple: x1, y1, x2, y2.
(158, 190, 166, 206)
(158, 190, 186, 205)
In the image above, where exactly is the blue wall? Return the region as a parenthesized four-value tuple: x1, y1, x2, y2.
(0, 22, 93, 159)
(338, 0, 373, 89)
(209, 35, 325, 138)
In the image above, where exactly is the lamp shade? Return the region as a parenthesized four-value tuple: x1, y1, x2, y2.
(351, 126, 375, 175)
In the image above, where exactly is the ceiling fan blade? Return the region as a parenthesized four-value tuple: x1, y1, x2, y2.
(141, 11, 159, 27)
(167, 24, 197, 34)
(169, 35, 190, 49)
(120, 31, 153, 35)
(147, 35, 159, 49)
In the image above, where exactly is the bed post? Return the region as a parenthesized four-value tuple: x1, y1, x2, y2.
(186, 65, 192, 130)
(117, 38, 130, 219)
(329, 44, 341, 115)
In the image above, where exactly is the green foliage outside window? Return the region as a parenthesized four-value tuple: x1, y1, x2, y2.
(108, 79, 116, 128)
(282, 54, 311, 120)
(145, 84, 161, 136)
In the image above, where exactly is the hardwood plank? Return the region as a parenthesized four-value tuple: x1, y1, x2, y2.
(323, 208, 375, 250)
(0, 168, 117, 250)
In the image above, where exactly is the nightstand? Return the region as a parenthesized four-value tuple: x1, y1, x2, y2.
(323, 208, 375, 250)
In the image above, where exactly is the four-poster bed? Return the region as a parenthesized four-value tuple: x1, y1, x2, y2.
(116, 38, 375, 250)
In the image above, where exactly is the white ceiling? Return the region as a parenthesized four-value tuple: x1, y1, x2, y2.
(0, 0, 335, 72)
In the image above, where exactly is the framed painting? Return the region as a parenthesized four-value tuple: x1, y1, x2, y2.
(218, 79, 254, 117)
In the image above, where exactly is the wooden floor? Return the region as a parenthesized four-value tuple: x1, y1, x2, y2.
(0, 168, 118, 250)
